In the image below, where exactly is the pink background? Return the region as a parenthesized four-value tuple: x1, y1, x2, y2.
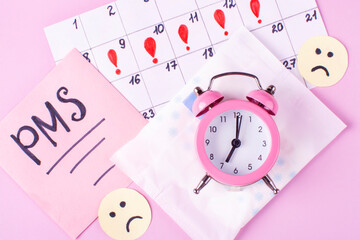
(0, 0, 359, 239)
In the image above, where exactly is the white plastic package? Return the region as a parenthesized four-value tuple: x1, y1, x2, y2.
(111, 27, 345, 240)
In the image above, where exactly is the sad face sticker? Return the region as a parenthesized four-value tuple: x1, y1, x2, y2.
(298, 36, 348, 87)
(98, 188, 152, 240)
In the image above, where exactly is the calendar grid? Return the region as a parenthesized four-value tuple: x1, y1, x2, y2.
(274, 0, 297, 56)
(140, 100, 170, 113)
(69, 6, 319, 66)
(233, 2, 245, 27)
(275, 1, 317, 87)
(110, 44, 214, 82)
(78, 16, 99, 69)
(113, 2, 156, 114)
(249, 7, 318, 34)
(45, 0, 328, 120)
(153, 0, 187, 86)
(194, 0, 219, 55)
(279, 7, 318, 22)
(280, 55, 297, 62)
(67, 5, 321, 65)
(52, 0, 227, 63)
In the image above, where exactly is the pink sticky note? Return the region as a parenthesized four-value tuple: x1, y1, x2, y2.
(0, 50, 147, 239)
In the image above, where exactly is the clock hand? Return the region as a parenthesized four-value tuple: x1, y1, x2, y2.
(226, 115, 243, 163)
(225, 146, 236, 163)
(236, 115, 242, 139)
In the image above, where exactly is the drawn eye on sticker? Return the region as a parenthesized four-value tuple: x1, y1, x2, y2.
(297, 36, 348, 87)
(98, 188, 152, 240)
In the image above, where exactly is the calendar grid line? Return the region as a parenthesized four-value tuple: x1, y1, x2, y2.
(56, 39, 224, 72)
(86, 34, 127, 52)
(78, 15, 99, 69)
(280, 53, 308, 86)
(79, 5, 215, 52)
(278, 7, 318, 23)
(197, 0, 224, 10)
(110, 44, 215, 84)
(194, 0, 216, 55)
(248, 13, 307, 34)
(110, 73, 136, 84)
(274, 0, 296, 58)
(56, 48, 89, 62)
(273, 0, 308, 87)
(303, 77, 309, 88)
(153, 0, 187, 86)
(150, 0, 224, 24)
(280, 55, 297, 62)
(87, 49, 99, 68)
(247, 6, 319, 33)
(86, 35, 305, 91)
(160, 7, 200, 23)
(234, 2, 245, 27)
(140, 100, 170, 113)
(113, 1, 156, 112)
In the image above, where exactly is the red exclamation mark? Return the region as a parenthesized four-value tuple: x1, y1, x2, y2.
(107, 49, 121, 75)
(214, 9, 228, 36)
(144, 37, 158, 64)
(178, 24, 190, 51)
(250, 0, 262, 24)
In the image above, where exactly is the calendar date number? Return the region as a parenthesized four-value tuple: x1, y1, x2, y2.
(142, 109, 155, 120)
(166, 60, 178, 71)
(283, 58, 296, 70)
(305, 10, 317, 22)
(272, 22, 284, 33)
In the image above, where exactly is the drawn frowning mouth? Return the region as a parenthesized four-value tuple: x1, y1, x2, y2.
(126, 216, 143, 232)
(311, 65, 330, 77)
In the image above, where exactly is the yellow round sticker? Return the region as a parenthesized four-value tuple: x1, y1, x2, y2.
(297, 36, 348, 87)
(98, 188, 152, 240)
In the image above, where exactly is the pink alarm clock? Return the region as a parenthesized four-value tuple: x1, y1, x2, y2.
(192, 72, 280, 194)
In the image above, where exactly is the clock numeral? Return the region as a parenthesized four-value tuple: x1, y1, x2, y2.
(233, 112, 241, 118)
(205, 139, 210, 145)
(220, 116, 227, 122)
(220, 162, 224, 169)
(262, 140, 267, 147)
(249, 116, 252, 122)
(209, 126, 217, 133)
(209, 153, 214, 160)
(258, 155, 262, 161)
(258, 126, 263, 132)
(248, 163, 253, 170)
(233, 168, 238, 174)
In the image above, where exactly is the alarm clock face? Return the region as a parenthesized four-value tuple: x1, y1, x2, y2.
(196, 100, 280, 186)
(204, 109, 271, 176)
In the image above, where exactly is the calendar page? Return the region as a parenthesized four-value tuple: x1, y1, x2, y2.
(45, 0, 327, 120)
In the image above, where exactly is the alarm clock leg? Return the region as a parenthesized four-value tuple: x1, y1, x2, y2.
(193, 174, 211, 194)
(262, 174, 280, 194)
